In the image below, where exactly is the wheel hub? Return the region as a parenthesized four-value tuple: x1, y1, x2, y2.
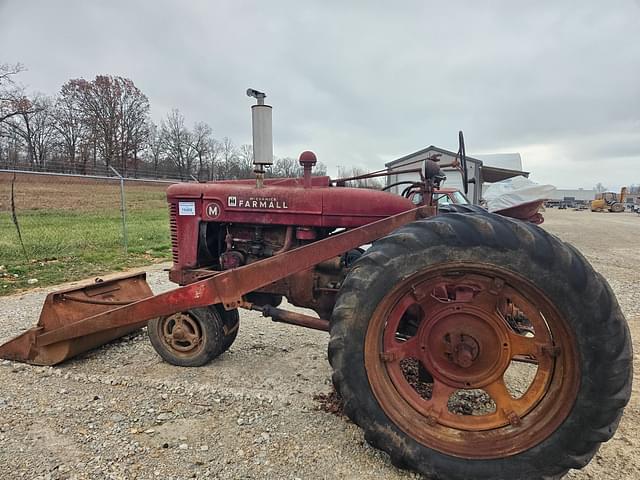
(421, 308, 511, 389)
(173, 326, 185, 339)
(162, 312, 202, 353)
(447, 333, 479, 368)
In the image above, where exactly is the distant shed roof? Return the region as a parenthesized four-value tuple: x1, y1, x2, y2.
(482, 165, 529, 183)
(385, 146, 482, 168)
(385, 146, 528, 182)
(473, 153, 522, 171)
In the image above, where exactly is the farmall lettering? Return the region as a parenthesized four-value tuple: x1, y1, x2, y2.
(227, 195, 289, 210)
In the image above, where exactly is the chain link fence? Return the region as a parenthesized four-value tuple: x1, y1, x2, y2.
(0, 168, 177, 294)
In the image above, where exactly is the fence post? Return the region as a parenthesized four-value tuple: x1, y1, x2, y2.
(109, 166, 128, 254)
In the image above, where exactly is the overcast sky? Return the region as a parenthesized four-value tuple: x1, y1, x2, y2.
(1, 1, 638, 189)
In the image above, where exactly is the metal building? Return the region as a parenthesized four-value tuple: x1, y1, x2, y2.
(385, 146, 528, 204)
(548, 189, 597, 202)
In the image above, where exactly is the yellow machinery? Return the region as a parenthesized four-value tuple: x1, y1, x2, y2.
(591, 187, 628, 212)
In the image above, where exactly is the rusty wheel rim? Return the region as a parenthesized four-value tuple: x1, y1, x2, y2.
(364, 262, 580, 459)
(158, 312, 205, 357)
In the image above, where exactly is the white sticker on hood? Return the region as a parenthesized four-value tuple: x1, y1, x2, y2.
(178, 201, 196, 216)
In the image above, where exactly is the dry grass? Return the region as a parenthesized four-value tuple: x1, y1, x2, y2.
(0, 172, 173, 295)
(0, 172, 169, 212)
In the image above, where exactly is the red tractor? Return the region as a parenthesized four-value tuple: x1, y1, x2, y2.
(1, 90, 631, 480)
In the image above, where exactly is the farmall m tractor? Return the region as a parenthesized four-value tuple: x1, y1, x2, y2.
(0, 90, 632, 480)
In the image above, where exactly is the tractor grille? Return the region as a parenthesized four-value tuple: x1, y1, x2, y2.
(169, 203, 179, 264)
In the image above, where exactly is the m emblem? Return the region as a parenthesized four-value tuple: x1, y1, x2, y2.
(206, 202, 221, 218)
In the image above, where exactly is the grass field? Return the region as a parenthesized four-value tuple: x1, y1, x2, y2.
(0, 172, 173, 295)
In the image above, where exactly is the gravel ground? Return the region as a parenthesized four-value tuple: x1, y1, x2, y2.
(0, 209, 638, 480)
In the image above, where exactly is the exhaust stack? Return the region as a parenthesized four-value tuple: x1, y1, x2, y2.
(247, 88, 273, 188)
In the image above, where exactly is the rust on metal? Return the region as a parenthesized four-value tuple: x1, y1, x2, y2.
(152, 312, 205, 359)
(253, 304, 330, 332)
(332, 167, 423, 186)
(0, 273, 153, 365)
(363, 263, 580, 459)
(0, 206, 432, 365)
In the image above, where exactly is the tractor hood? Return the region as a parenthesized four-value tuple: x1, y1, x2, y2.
(167, 180, 415, 228)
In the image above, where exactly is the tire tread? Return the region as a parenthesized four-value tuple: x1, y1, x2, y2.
(329, 211, 632, 480)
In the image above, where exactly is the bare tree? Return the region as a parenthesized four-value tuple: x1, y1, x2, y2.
(5, 94, 57, 169)
(207, 137, 222, 180)
(118, 78, 150, 175)
(215, 137, 242, 179)
(145, 121, 164, 176)
(161, 109, 195, 179)
(66, 77, 115, 168)
(314, 161, 328, 176)
(594, 182, 608, 193)
(238, 144, 254, 179)
(0, 64, 334, 181)
(192, 121, 213, 180)
(0, 63, 32, 125)
(272, 157, 302, 178)
(53, 81, 85, 172)
(66, 75, 149, 173)
(270, 157, 328, 179)
(337, 166, 384, 189)
(0, 122, 23, 168)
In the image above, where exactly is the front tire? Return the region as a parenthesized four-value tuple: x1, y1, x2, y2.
(329, 211, 632, 480)
(148, 305, 239, 367)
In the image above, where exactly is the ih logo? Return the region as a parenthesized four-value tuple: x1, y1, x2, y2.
(227, 196, 237, 207)
(206, 202, 221, 218)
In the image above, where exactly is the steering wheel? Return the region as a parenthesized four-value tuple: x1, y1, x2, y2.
(457, 130, 469, 195)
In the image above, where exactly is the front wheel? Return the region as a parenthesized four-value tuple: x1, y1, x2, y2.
(329, 212, 632, 480)
(148, 305, 239, 367)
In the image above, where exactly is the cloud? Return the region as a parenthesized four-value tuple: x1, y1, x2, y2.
(1, 0, 638, 188)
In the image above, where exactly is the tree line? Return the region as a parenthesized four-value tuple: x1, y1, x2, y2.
(594, 183, 639, 195)
(0, 63, 327, 181)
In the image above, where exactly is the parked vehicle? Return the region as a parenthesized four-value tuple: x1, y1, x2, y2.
(591, 187, 628, 212)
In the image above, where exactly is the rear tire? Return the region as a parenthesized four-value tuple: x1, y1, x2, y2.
(148, 305, 239, 367)
(329, 211, 632, 480)
(219, 307, 240, 353)
(437, 203, 487, 214)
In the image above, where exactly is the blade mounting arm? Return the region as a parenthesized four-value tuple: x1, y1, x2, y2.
(36, 206, 434, 347)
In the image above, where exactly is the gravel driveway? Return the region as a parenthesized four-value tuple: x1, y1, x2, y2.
(0, 209, 638, 480)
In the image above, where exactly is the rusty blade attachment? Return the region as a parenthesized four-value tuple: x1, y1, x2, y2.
(0, 272, 153, 365)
